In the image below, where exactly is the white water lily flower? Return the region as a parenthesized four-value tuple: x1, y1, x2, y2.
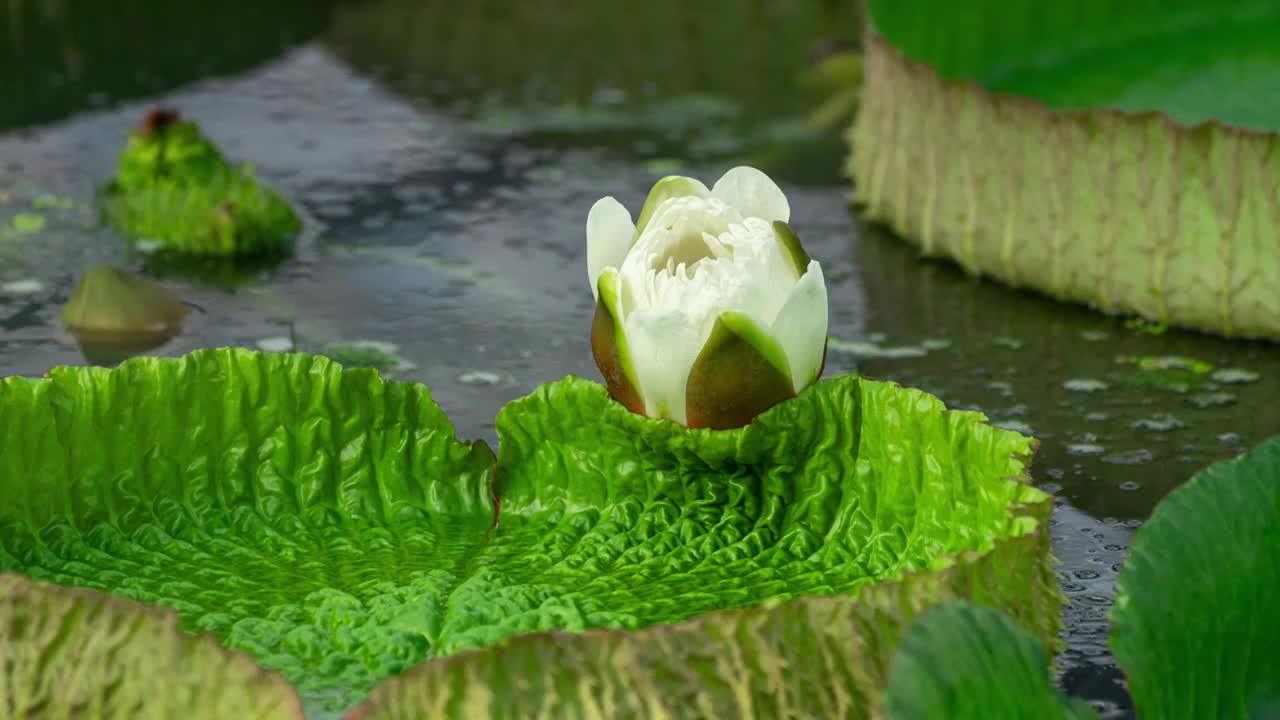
(586, 166, 828, 429)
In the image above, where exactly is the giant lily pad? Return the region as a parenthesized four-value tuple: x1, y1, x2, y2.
(850, 0, 1280, 339)
(0, 574, 303, 719)
(850, 435, 1280, 718)
(1111, 434, 1280, 718)
(101, 110, 301, 256)
(0, 349, 1056, 716)
(884, 602, 1097, 720)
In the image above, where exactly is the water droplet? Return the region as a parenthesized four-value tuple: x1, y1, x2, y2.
(992, 336, 1024, 350)
(1067, 443, 1106, 457)
(1074, 570, 1100, 580)
(1131, 414, 1183, 432)
(1217, 432, 1241, 446)
(1102, 449, 1153, 465)
(1118, 481, 1140, 491)
(459, 370, 502, 386)
(920, 338, 952, 351)
(1210, 368, 1260, 384)
(1085, 412, 1109, 422)
(1064, 378, 1108, 393)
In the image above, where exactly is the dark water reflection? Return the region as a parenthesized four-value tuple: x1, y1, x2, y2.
(1, 2, 1276, 717)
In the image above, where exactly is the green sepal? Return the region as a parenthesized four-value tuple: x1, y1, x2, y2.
(685, 310, 795, 429)
(590, 269, 645, 414)
(772, 220, 811, 278)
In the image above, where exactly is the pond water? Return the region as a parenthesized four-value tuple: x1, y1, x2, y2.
(2, 2, 1277, 717)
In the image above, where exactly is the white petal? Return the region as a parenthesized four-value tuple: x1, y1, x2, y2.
(770, 261, 828, 393)
(587, 196, 636, 300)
(711, 166, 790, 223)
(622, 308, 703, 425)
(634, 176, 710, 237)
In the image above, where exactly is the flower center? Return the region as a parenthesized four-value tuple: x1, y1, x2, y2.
(648, 229, 737, 278)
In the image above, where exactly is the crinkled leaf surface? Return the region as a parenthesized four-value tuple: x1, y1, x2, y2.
(0, 349, 1053, 717)
(0, 351, 496, 715)
(102, 119, 301, 256)
(884, 602, 1097, 720)
(350, 371, 1057, 718)
(0, 573, 302, 719)
(866, 0, 1280, 132)
(1111, 435, 1280, 719)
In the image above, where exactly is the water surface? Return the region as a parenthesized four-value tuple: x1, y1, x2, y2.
(3, 3, 1277, 717)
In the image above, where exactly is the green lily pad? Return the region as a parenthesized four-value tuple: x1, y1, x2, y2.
(58, 266, 188, 365)
(100, 110, 301, 257)
(1111, 434, 1280, 718)
(0, 574, 303, 719)
(60, 266, 188, 334)
(884, 602, 1097, 720)
(0, 349, 1056, 716)
(851, 0, 1280, 339)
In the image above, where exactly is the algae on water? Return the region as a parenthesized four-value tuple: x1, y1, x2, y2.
(101, 109, 300, 256)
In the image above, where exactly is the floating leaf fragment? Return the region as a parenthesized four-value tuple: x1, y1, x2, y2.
(255, 336, 295, 353)
(11, 213, 45, 233)
(1124, 319, 1168, 336)
(828, 337, 929, 359)
(1188, 392, 1237, 409)
(60, 266, 187, 335)
(1063, 378, 1108, 393)
(1132, 415, 1184, 432)
(321, 340, 417, 376)
(1, 279, 44, 294)
(1114, 355, 1213, 394)
(1210, 368, 1260, 385)
(32, 194, 76, 210)
(458, 370, 503, 386)
(1066, 443, 1106, 457)
(59, 266, 188, 366)
(1103, 449, 1154, 465)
